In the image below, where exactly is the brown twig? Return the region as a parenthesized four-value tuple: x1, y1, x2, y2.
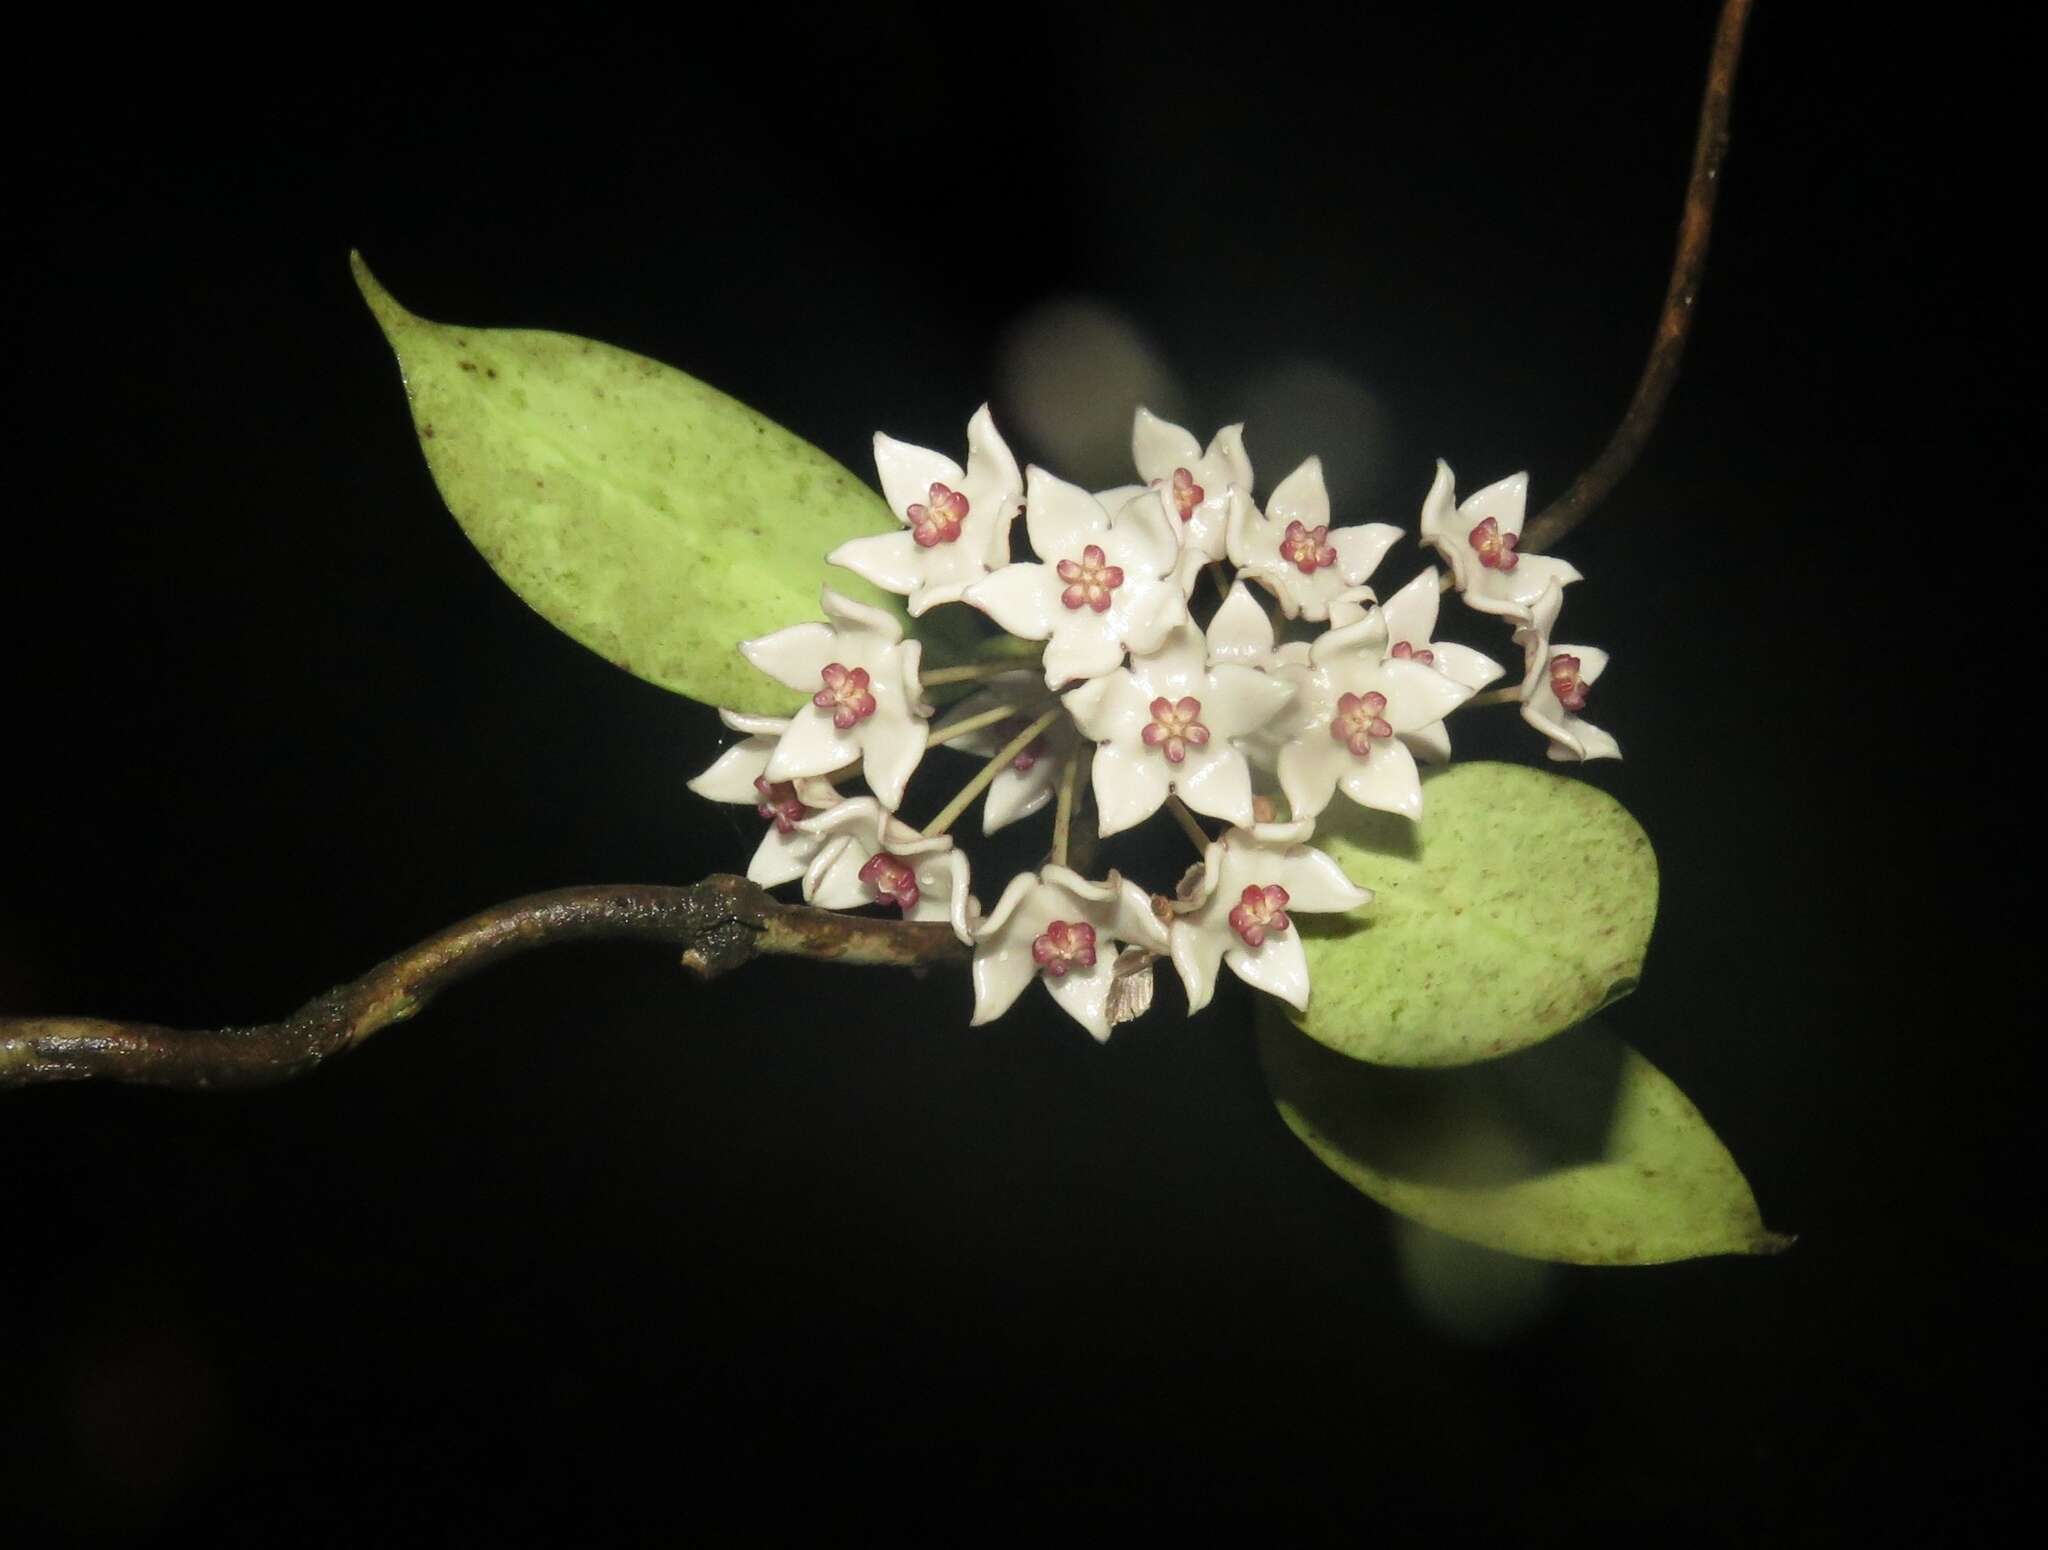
(0, 879, 965, 1093)
(1520, 0, 1753, 555)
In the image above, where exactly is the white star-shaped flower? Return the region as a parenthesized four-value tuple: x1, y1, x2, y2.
(970, 867, 1170, 1041)
(1226, 457, 1402, 620)
(1513, 581, 1621, 763)
(1063, 621, 1295, 835)
(1168, 820, 1371, 1013)
(795, 797, 978, 944)
(1329, 568, 1505, 764)
(1128, 406, 1251, 566)
(929, 670, 1080, 835)
(1272, 608, 1475, 821)
(739, 587, 933, 810)
(962, 469, 1186, 688)
(826, 405, 1024, 616)
(684, 709, 843, 888)
(1417, 460, 1582, 624)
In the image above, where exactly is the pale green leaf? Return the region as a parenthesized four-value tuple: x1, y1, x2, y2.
(353, 255, 968, 715)
(1292, 761, 1657, 1066)
(1257, 1008, 1791, 1265)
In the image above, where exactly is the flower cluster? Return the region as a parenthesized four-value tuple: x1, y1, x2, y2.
(689, 409, 1618, 1038)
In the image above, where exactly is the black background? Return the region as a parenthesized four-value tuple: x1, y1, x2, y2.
(2, 4, 2030, 1541)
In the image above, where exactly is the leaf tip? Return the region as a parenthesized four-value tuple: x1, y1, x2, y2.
(349, 251, 419, 338)
(1752, 1228, 1798, 1257)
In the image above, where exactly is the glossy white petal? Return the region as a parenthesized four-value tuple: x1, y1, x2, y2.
(1514, 582, 1621, 763)
(1400, 719, 1454, 765)
(747, 821, 826, 889)
(1337, 732, 1424, 819)
(820, 586, 897, 639)
(1065, 625, 1294, 835)
(748, 588, 930, 806)
(857, 705, 930, 810)
(1022, 466, 1109, 560)
(962, 562, 1061, 639)
(763, 709, 860, 782)
(1376, 567, 1442, 652)
(738, 621, 837, 693)
(1131, 408, 1249, 564)
(854, 408, 1024, 614)
(1429, 642, 1508, 693)
(970, 868, 1165, 1038)
(976, 485, 1186, 689)
(795, 798, 977, 942)
(1267, 457, 1331, 529)
(1418, 460, 1582, 624)
(1041, 958, 1121, 1042)
(687, 734, 783, 804)
(1227, 932, 1312, 1010)
(1168, 823, 1369, 1012)
(1206, 580, 1277, 665)
(1040, 611, 1129, 688)
(1230, 462, 1403, 621)
(1087, 738, 1174, 835)
(718, 707, 789, 738)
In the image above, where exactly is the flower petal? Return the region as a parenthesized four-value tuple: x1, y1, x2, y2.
(1023, 466, 1109, 560)
(1108, 489, 1181, 581)
(983, 760, 1057, 834)
(858, 707, 929, 810)
(1336, 734, 1424, 819)
(873, 433, 965, 526)
(747, 823, 819, 889)
(1460, 470, 1528, 540)
(827, 528, 930, 598)
(1090, 737, 1172, 836)
(1428, 642, 1507, 692)
(1041, 612, 1125, 687)
(1226, 932, 1311, 1009)
(1174, 745, 1255, 828)
(1207, 580, 1277, 664)
(686, 737, 775, 804)
(1278, 735, 1345, 820)
(1378, 657, 1475, 733)
(1131, 407, 1202, 481)
(1268, 843, 1372, 913)
(739, 620, 837, 693)
(964, 563, 1061, 642)
(819, 586, 904, 643)
(1041, 958, 1118, 1041)
(764, 708, 859, 782)
(1169, 911, 1229, 1014)
(1266, 457, 1330, 529)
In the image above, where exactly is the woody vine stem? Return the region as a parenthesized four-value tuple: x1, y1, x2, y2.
(0, 0, 1752, 1094)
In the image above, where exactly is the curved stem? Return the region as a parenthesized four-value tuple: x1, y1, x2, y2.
(1521, 0, 1754, 555)
(1164, 795, 1212, 854)
(920, 709, 1061, 838)
(0, 878, 967, 1093)
(1051, 750, 1083, 868)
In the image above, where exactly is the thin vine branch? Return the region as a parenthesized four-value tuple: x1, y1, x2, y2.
(0, 879, 965, 1093)
(1520, 0, 1753, 555)
(1, 5, 1751, 1095)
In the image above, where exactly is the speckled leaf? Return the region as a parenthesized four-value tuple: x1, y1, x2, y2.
(1257, 1009, 1790, 1265)
(1292, 762, 1656, 1066)
(353, 255, 959, 715)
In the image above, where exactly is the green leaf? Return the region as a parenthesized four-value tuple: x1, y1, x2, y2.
(352, 255, 961, 715)
(1291, 761, 1657, 1066)
(1257, 1008, 1791, 1265)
